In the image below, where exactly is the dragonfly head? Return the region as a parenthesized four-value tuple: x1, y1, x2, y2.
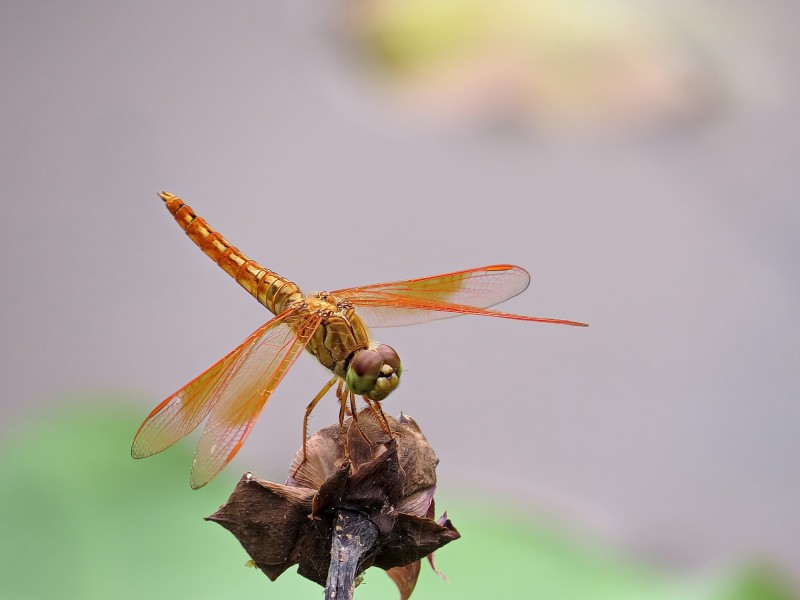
(346, 344, 402, 401)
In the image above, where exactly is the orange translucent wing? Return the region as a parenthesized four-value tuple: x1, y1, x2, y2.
(334, 265, 587, 327)
(130, 314, 292, 460)
(189, 312, 321, 489)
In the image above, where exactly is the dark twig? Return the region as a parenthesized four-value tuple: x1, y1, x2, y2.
(325, 510, 379, 600)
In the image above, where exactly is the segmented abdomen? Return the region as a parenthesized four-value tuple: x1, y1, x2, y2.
(160, 192, 302, 315)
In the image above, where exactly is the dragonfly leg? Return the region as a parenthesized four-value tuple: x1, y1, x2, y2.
(337, 380, 353, 416)
(363, 397, 393, 437)
(338, 389, 352, 462)
(349, 392, 372, 447)
(295, 376, 338, 477)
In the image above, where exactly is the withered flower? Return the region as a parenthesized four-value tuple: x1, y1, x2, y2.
(207, 409, 459, 600)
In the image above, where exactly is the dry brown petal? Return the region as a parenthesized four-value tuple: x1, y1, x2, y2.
(206, 474, 314, 580)
(206, 409, 459, 599)
(386, 561, 421, 600)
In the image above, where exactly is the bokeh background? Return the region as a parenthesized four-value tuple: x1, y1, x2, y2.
(1, 1, 798, 598)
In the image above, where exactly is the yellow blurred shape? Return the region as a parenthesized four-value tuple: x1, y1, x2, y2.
(348, 0, 721, 130)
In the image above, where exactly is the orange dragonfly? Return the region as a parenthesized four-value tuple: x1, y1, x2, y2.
(132, 192, 587, 488)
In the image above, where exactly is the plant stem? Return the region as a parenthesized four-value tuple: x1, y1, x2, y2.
(325, 510, 379, 600)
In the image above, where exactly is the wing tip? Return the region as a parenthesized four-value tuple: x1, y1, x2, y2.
(130, 424, 187, 460)
(484, 264, 531, 295)
(130, 429, 149, 459)
(190, 463, 218, 490)
(485, 264, 529, 277)
(130, 437, 161, 459)
(545, 318, 588, 327)
(189, 460, 206, 489)
(189, 436, 242, 491)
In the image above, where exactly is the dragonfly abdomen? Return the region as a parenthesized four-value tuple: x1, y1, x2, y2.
(160, 192, 302, 315)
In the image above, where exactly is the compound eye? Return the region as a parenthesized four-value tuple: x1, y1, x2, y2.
(352, 350, 383, 378)
(376, 344, 401, 372)
(346, 350, 383, 395)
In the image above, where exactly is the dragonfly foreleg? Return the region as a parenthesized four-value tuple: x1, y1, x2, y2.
(338, 380, 353, 417)
(348, 391, 373, 448)
(363, 397, 393, 437)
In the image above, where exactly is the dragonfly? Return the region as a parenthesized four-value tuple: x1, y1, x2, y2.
(131, 192, 587, 489)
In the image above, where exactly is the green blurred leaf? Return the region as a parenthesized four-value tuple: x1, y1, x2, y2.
(714, 566, 799, 600)
(0, 399, 318, 600)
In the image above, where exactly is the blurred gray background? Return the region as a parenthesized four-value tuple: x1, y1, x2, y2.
(2, 0, 798, 579)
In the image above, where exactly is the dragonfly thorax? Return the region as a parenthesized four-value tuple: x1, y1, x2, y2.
(302, 293, 402, 401)
(300, 293, 370, 374)
(346, 344, 402, 401)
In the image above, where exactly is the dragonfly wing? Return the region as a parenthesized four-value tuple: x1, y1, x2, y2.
(189, 312, 322, 489)
(130, 319, 281, 460)
(334, 265, 587, 327)
(333, 265, 529, 327)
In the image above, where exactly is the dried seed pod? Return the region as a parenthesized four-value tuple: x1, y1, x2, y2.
(207, 409, 459, 599)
